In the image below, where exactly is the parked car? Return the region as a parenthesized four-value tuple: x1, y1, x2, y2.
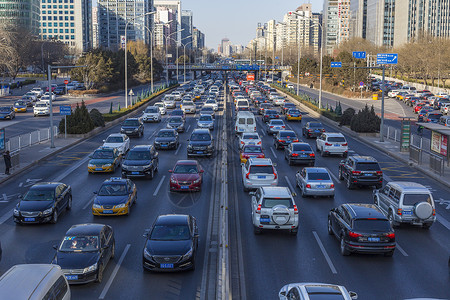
(316, 132, 348, 157)
(92, 177, 137, 215)
(284, 142, 315, 166)
(278, 283, 358, 300)
(102, 133, 130, 155)
(120, 118, 144, 137)
(154, 129, 179, 150)
(302, 122, 325, 138)
(339, 156, 383, 189)
(273, 130, 299, 149)
(169, 160, 204, 192)
(187, 129, 214, 158)
(296, 167, 334, 198)
(241, 158, 278, 192)
(121, 145, 159, 179)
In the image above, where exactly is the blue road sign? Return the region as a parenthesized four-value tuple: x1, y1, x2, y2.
(331, 62, 342, 68)
(359, 81, 364, 86)
(377, 53, 398, 64)
(275, 56, 279, 59)
(59, 106, 71, 116)
(0, 128, 4, 151)
(353, 51, 366, 59)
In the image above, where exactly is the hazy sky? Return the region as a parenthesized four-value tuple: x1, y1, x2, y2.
(181, 0, 324, 50)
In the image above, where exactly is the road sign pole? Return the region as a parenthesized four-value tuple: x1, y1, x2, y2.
(380, 66, 385, 142)
(65, 115, 67, 139)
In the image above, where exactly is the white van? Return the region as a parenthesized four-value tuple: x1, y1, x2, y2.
(235, 111, 256, 134)
(0, 264, 70, 300)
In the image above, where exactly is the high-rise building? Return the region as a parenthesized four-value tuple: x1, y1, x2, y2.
(349, 0, 367, 39)
(266, 19, 276, 52)
(181, 10, 193, 48)
(193, 27, 204, 49)
(154, 0, 181, 45)
(155, 6, 175, 48)
(92, 6, 98, 48)
(40, 0, 92, 54)
(323, 0, 351, 54)
(0, 0, 40, 34)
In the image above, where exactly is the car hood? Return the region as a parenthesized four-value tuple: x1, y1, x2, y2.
(89, 159, 114, 165)
(198, 121, 213, 125)
(171, 174, 200, 181)
(146, 239, 192, 256)
(143, 112, 159, 116)
(18, 200, 53, 212)
(94, 195, 128, 205)
(103, 143, 124, 149)
(0, 111, 11, 115)
(189, 141, 211, 146)
(123, 159, 151, 166)
(155, 137, 176, 143)
(55, 251, 100, 269)
(168, 122, 183, 126)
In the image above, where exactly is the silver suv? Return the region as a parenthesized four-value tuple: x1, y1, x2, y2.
(250, 187, 298, 235)
(241, 158, 278, 192)
(373, 181, 436, 229)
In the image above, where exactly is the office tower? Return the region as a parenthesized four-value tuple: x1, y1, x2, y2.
(0, 0, 40, 34)
(181, 10, 193, 48)
(323, 0, 351, 54)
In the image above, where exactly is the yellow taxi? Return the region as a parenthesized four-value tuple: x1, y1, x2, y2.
(92, 177, 137, 216)
(286, 108, 302, 121)
(13, 100, 27, 113)
(87, 147, 122, 174)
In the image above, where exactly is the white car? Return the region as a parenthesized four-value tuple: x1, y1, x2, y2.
(43, 92, 56, 101)
(181, 100, 196, 114)
(286, 83, 295, 89)
(162, 95, 176, 108)
(33, 101, 50, 116)
(24, 92, 37, 101)
(239, 132, 261, 149)
(102, 133, 130, 155)
(171, 91, 182, 100)
(242, 158, 278, 192)
(279, 283, 358, 300)
(30, 88, 43, 97)
(154, 102, 167, 115)
(316, 132, 348, 157)
(388, 90, 401, 98)
(273, 97, 286, 106)
(142, 106, 161, 122)
(204, 99, 218, 111)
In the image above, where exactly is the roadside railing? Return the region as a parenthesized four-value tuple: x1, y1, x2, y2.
(5, 126, 59, 153)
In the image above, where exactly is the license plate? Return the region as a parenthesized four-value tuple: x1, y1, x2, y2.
(197, 151, 203, 154)
(160, 264, 174, 269)
(126, 131, 133, 133)
(364, 173, 372, 176)
(315, 130, 320, 132)
(403, 211, 413, 215)
(95, 168, 103, 171)
(300, 154, 307, 157)
(248, 142, 255, 145)
(161, 144, 168, 147)
(275, 127, 281, 129)
(368, 237, 380, 242)
(334, 144, 340, 146)
(24, 217, 35, 222)
(260, 218, 270, 223)
(181, 186, 189, 189)
(65, 275, 78, 280)
(257, 175, 266, 179)
(317, 185, 326, 189)
(132, 172, 139, 175)
(102, 210, 113, 214)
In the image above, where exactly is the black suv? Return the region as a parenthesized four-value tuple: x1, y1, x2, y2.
(187, 129, 214, 158)
(273, 130, 299, 149)
(121, 145, 159, 179)
(121, 118, 144, 137)
(327, 203, 396, 257)
(154, 129, 179, 150)
(338, 156, 383, 189)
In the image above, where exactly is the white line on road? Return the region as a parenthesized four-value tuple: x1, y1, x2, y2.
(53, 155, 90, 182)
(186, 125, 191, 132)
(437, 213, 450, 231)
(174, 144, 182, 155)
(2, 194, 6, 201)
(153, 175, 166, 196)
(312, 231, 338, 274)
(260, 129, 266, 136)
(396, 243, 408, 257)
(329, 171, 340, 183)
(83, 195, 95, 210)
(147, 130, 157, 140)
(0, 209, 13, 225)
(284, 176, 296, 193)
(18, 182, 23, 187)
(270, 147, 278, 159)
(99, 244, 131, 299)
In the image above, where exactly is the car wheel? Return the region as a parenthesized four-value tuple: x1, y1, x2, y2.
(327, 218, 333, 235)
(340, 236, 350, 256)
(148, 168, 154, 179)
(253, 226, 262, 235)
(66, 196, 72, 211)
(346, 177, 354, 190)
(338, 168, 344, 180)
(51, 209, 58, 224)
(288, 158, 292, 166)
(96, 264, 104, 283)
(384, 250, 395, 257)
(388, 211, 399, 228)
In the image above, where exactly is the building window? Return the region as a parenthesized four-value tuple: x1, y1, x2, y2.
(65, 29, 68, 33)
(70, 23, 74, 27)
(48, 29, 52, 33)
(71, 35, 75, 40)
(59, 22, 63, 27)
(43, 35, 47, 39)
(70, 29, 74, 33)
(54, 22, 57, 26)
(59, 29, 63, 33)
(43, 22, 46, 26)
(65, 35, 69, 39)
(43, 29, 47, 33)
(65, 22, 69, 26)
(70, 16, 74, 20)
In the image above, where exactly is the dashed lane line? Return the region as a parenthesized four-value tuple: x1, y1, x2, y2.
(396, 243, 408, 257)
(153, 175, 166, 196)
(284, 176, 296, 193)
(312, 231, 338, 274)
(270, 147, 278, 159)
(99, 244, 131, 299)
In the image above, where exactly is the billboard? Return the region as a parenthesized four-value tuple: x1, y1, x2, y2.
(431, 131, 448, 156)
(246, 73, 255, 81)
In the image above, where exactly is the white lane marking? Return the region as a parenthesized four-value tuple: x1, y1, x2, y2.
(53, 155, 90, 182)
(174, 144, 181, 156)
(329, 171, 340, 183)
(153, 175, 166, 196)
(99, 244, 131, 299)
(2, 194, 6, 201)
(83, 195, 95, 210)
(0, 209, 14, 225)
(270, 147, 278, 159)
(19, 182, 23, 187)
(436, 213, 450, 231)
(186, 125, 191, 132)
(147, 130, 157, 140)
(396, 243, 408, 257)
(260, 129, 266, 136)
(286, 124, 293, 130)
(284, 176, 296, 193)
(312, 231, 338, 274)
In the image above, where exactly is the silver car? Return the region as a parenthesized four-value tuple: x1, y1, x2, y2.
(238, 132, 262, 149)
(162, 95, 176, 109)
(241, 158, 278, 192)
(197, 114, 214, 130)
(279, 282, 358, 300)
(266, 119, 286, 135)
(296, 167, 335, 198)
(181, 100, 196, 114)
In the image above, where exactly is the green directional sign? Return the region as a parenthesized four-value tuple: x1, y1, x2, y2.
(400, 120, 411, 152)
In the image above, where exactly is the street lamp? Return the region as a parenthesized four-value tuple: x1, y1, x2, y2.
(124, 11, 156, 108)
(164, 28, 184, 86)
(310, 22, 324, 110)
(130, 23, 155, 94)
(277, 22, 286, 67)
(290, 11, 306, 96)
(182, 38, 193, 84)
(169, 34, 191, 84)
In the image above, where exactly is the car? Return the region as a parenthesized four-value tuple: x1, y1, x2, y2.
(273, 96, 286, 106)
(162, 95, 176, 108)
(171, 109, 186, 120)
(0, 106, 15, 120)
(328, 203, 396, 256)
(200, 106, 215, 118)
(424, 111, 442, 123)
(121, 145, 159, 179)
(286, 83, 295, 89)
(238, 132, 262, 149)
(52, 223, 115, 284)
(240, 145, 265, 163)
(181, 100, 196, 114)
(278, 282, 358, 300)
(204, 99, 218, 111)
(43, 92, 56, 101)
(187, 129, 214, 158)
(285, 108, 302, 121)
(302, 122, 325, 138)
(102, 133, 130, 155)
(241, 158, 278, 192)
(197, 114, 214, 130)
(142, 106, 161, 123)
(414, 102, 432, 114)
(154, 102, 167, 115)
(273, 130, 299, 149)
(440, 102, 450, 114)
(14, 182, 72, 224)
(13, 100, 27, 113)
(24, 92, 37, 101)
(296, 167, 335, 198)
(30, 87, 43, 97)
(263, 109, 280, 123)
(142, 214, 199, 271)
(88, 147, 122, 174)
(266, 119, 286, 135)
(339, 156, 383, 189)
(33, 101, 50, 116)
(154, 129, 179, 150)
(316, 132, 348, 157)
(417, 107, 435, 121)
(373, 181, 436, 229)
(259, 103, 272, 115)
(92, 177, 137, 216)
(120, 118, 144, 137)
(21, 95, 35, 106)
(284, 142, 315, 166)
(167, 116, 185, 132)
(171, 91, 182, 100)
(250, 186, 298, 235)
(169, 160, 204, 192)
(54, 86, 65, 95)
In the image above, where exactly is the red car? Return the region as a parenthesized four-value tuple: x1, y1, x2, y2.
(414, 102, 431, 113)
(240, 145, 265, 163)
(169, 160, 204, 192)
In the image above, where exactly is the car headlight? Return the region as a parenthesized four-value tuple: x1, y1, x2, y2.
(88, 164, 95, 168)
(43, 208, 53, 215)
(13, 208, 19, 216)
(181, 248, 193, 261)
(122, 164, 128, 170)
(193, 178, 201, 184)
(142, 164, 152, 170)
(170, 177, 177, 184)
(104, 164, 112, 167)
(167, 124, 172, 128)
(93, 204, 101, 209)
(83, 263, 97, 273)
(207, 144, 213, 149)
(143, 248, 152, 259)
(187, 144, 193, 150)
(115, 203, 126, 209)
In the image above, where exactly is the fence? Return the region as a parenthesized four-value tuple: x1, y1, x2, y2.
(5, 126, 59, 153)
(430, 153, 445, 176)
(409, 145, 422, 164)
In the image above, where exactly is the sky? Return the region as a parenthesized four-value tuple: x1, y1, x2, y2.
(181, 0, 324, 50)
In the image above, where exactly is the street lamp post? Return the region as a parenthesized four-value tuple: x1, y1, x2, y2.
(183, 39, 193, 84)
(164, 28, 184, 86)
(309, 22, 324, 109)
(277, 22, 286, 67)
(169, 34, 190, 84)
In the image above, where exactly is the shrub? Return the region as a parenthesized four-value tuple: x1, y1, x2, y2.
(68, 89, 99, 96)
(90, 108, 105, 127)
(59, 100, 94, 134)
(350, 105, 380, 132)
(340, 108, 355, 126)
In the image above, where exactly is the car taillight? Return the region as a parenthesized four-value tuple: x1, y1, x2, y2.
(386, 233, 395, 239)
(308, 129, 312, 132)
(352, 171, 361, 175)
(275, 115, 279, 118)
(397, 208, 402, 216)
(257, 141, 262, 144)
(309, 153, 315, 157)
(376, 171, 383, 175)
(325, 142, 332, 146)
(241, 141, 245, 144)
(322, 129, 325, 132)
(306, 184, 311, 188)
(270, 126, 274, 128)
(256, 204, 262, 214)
(273, 172, 277, 179)
(330, 184, 334, 188)
(342, 143, 348, 146)
(292, 139, 299, 142)
(349, 231, 362, 238)
(281, 126, 285, 129)
(246, 172, 250, 179)
(432, 209, 435, 216)
(279, 139, 286, 143)
(293, 205, 298, 215)
(257, 154, 265, 158)
(287, 114, 291, 117)
(291, 153, 299, 157)
(264, 115, 269, 118)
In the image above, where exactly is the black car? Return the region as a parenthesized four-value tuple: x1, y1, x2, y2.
(302, 122, 325, 138)
(284, 142, 315, 166)
(120, 118, 144, 137)
(167, 116, 185, 132)
(262, 109, 280, 123)
(0, 106, 15, 120)
(417, 108, 434, 122)
(154, 129, 179, 150)
(281, 102, 296, 114)
(328, 203, 396, 256)
(53, 223, 115, 284)
(273, 130, 299, 149)
(121, 145, 159, 179)
(339, 156, 383, 189)
(187, 129, 214, 158)
(424, 111, 443, 123)
(171, 109, 186, 120)
(142, 214, 198, 272)
(14, 182, 72, 224)
(54, 86, 66, 95)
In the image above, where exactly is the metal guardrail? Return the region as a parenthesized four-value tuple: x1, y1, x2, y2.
(409, 144, 422, 164)
(430, 153, 444, 176)
(5, 126, 58, 153)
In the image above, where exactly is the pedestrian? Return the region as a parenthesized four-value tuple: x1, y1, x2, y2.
(3, 150, 11, 175)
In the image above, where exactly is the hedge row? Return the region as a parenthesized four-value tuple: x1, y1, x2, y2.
(10, 79, 37, 89)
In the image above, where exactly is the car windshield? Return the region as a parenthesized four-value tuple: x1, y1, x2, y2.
(328, 137, 346, 142)
(206, 100, 215, 104)
(150, 225, 191, 241)
(309, 123, 323, 128)
(183, 101, 194, 106)
(169, 117, 182, 123)
(0, 107, 10, 112)
(98, 183, 127, 196)
(105, 136, 123, 143)
(190, 133, 211, 141)
(123, 120, 140, 126)
(199, 115, 213, 121)
(173, 164, 198, 174)
(243, 134, 259, 140)
(249, 165, 273, 174)
(126, 151, 150, 160)
(59, 236, 99, 252)
(171, 111, 183, 116)
(202, 107, 213, 112)
(353, 219, 391, 232)
(356, 163, 381, 171)
(35, 103, 47, 107)
(293, 144, 312, 151)
(308, 172, 331, 180)
(155, 103, 163, 107)
(307, 293, 345, 300)
(14, 101, 25, 106)
(429, 114, 442, 119)
(244, 146, 262, 153)
(157, 131, 175, 137)
(92, 150, 113, 159)
(402, 193, 432, 206)
(145, 108, 158, 113)
(24, 189, 55, 201)
(262, 198, 293, 208)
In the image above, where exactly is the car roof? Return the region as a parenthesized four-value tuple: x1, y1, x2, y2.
(387, 181, 430, 192)
(248, 158, 273, 165)
(30, 182, 62, 190)
(103, 177, 127, 184)
(107, 133, 125, 138)
(130, 145, 152, 151)
(324, 132, 344, 137)
(66, 223, 107, 236)
(261, 186, 291, 197)
(344, 203, 386, 219)
(304, 167, 329, 173)
(192, 128, 210, 134)
(278, 130, 296, 135)
(350, 155, 378, 162)
(124, 117, 140, 121)
(155, 214, 189, 226)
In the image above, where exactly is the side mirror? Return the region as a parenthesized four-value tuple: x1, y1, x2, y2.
(143, 229, 151, 238)
(18, 194, 22, 199)
(53, 245, 58, 250)
(249, 191, 256, 196)
(292, 192, 297, 197)
(93, 191, 97, 194)
(349, 292, 358, 299)
(279, 291, 286, 297)
(168, 170, 173, 173)
(273, 163, 277, 167)
(200, 170, 204, 173)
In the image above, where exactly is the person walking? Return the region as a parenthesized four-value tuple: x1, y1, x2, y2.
(3, 150, 11, 175)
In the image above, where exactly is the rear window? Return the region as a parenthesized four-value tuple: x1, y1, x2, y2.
(266, 110, 276, 114)
(307, 172, 331, 180)
(309, 123, 323, 128)
(243, 134, 258, 139)
(353, 219, 391, 232)
(249, 165, 274, 174)
(244, 146, 262, 153)
(402, 193, 432, 206)
(271, 120, 284, 125)
(356, 162, 381, 171)
(327, 137, 346, 142)
(262, 198, 293, 208)
(247, 118, 254, 125)
(293, 144, 312, 151)
(238, 118, 245, 124)
(280, 131, 296, 138)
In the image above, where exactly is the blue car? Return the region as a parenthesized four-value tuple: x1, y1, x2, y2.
(0, 106, 15, 120)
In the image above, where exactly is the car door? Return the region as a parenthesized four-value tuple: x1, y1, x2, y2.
(99, 231, 108, 264)
(299, 169, 307, 190)
(285, 144, 292, 158)
(332, 206, 346, 234)
(104, 228, 113, 262)
(241, 161, 249, 179)
(377, 185, 390, 213)
(344, 158, 353, 179)
(54, 185, 64, 213)
(126, 180, 135, 204)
